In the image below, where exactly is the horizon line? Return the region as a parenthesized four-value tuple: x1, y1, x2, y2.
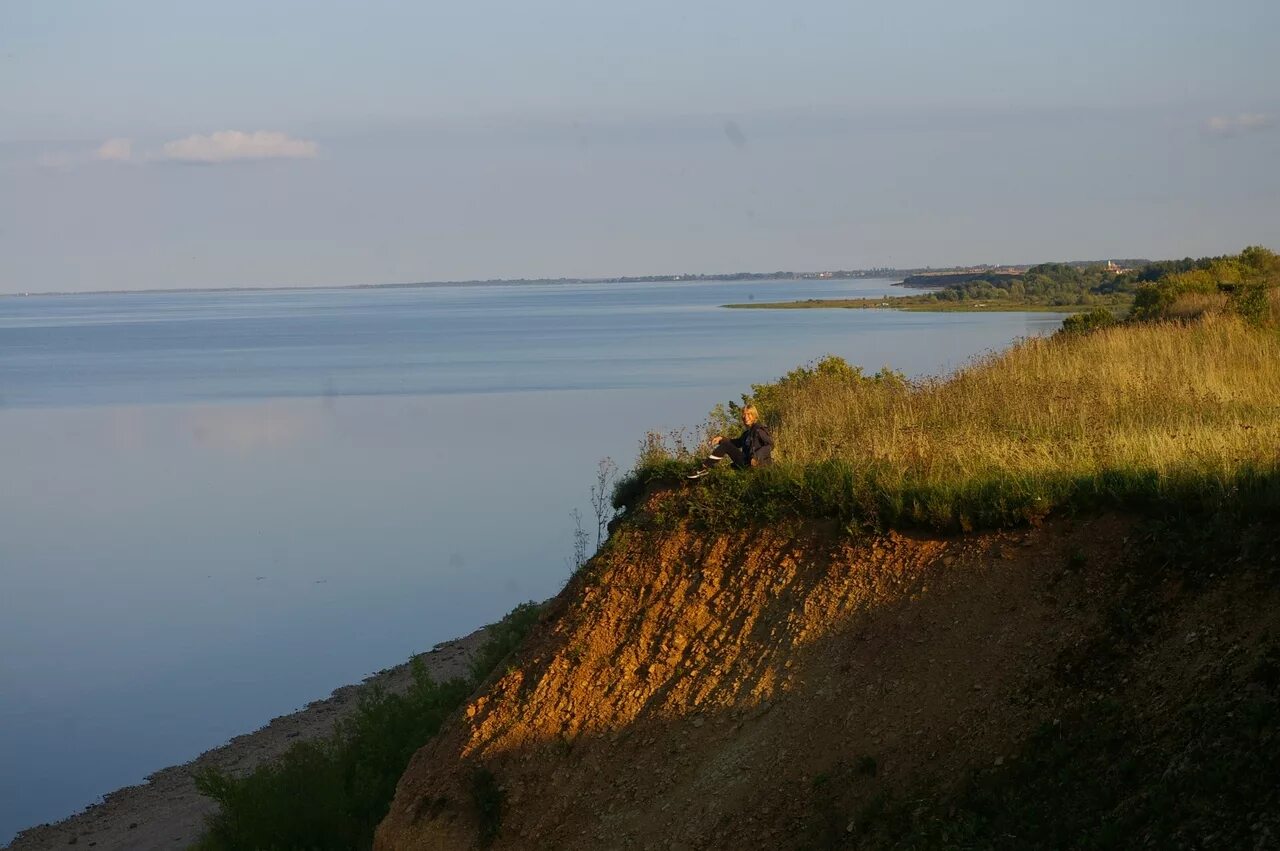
(1, 257, 1151, 298)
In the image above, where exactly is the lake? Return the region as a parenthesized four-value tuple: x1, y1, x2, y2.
(0, 278, 1063, 842)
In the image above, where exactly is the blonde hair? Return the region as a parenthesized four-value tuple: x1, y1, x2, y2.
(743, 404, 760, 423)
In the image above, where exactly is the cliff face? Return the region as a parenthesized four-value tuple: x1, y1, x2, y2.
(376, 507, 1279, 850)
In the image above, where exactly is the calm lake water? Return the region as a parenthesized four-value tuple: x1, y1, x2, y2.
(0, 278, 1063, 841)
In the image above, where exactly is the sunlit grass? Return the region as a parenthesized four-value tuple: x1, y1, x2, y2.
(619, 317, 1280, 529)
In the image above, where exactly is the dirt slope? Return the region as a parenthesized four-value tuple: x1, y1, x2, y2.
(13, 514, 1273, 851)
(366, 504, 1126, 849)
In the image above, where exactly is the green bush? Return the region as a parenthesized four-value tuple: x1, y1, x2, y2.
(193, 666, 472, 851)
(1128, 282, 1177, 322)
(1127, 246, 1279, 324)
(1234, 282, 1271, 325)
(469, 602, 542, 684)
(1058, 307, 1116, 335)
(193, 602, 542, 851)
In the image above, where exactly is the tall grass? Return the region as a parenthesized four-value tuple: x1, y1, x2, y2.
(619, 317, 1280, 530)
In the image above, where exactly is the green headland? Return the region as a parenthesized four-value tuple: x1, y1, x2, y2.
(723, 257, 1213, 314)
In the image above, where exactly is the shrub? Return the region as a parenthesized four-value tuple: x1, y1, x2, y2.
(1129, 282, 1177, 322)
(1058, 307, 1116, 335)
(469, 602, 542, 684)
(193, 602, 542, 851)
(192, 666, 472, 851)
(1234, 282, 1272, 325)
(1128, 246, 1279, 325)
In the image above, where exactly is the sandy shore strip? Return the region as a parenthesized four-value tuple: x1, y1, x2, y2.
(6, 626, 491, 851)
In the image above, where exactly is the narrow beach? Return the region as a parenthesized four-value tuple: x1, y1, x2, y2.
(6, 627, 490, 851)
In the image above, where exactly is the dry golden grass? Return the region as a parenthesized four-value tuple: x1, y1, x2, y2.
(622, 316, 1280, 529)
(1166, 291, 1230, 320)
(776, 316, 1280, 486)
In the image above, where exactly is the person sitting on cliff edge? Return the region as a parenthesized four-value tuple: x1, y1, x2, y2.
(686, 404, 774, 479)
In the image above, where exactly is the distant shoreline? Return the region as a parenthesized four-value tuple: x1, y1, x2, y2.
(4, 259, 1148, 299)
(0, 271, 903, 299)
(723, 296, 1097, 313)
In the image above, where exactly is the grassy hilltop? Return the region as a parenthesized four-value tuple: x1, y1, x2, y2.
(625, 246, 1280, 531)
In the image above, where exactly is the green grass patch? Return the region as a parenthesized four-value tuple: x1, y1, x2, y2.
(616, 457, 1280, 534)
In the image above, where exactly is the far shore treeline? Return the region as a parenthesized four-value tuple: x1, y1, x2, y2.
(726, 247, 1279, 314)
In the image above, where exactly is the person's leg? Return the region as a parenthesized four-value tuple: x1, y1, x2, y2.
(688, 438, 746, 478)
(709, 438, 746, 468)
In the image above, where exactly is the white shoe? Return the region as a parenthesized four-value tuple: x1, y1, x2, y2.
(686, 468, 711, 480)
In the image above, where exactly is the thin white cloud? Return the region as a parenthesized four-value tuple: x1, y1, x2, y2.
(159, 130, 319, 163)
(34, 132, 315, 169)
(94, 138, 133, 162)
(1205, 113, 1274, 137)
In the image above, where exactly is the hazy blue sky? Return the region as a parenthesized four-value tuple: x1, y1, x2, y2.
(2, 0, 1278, 292)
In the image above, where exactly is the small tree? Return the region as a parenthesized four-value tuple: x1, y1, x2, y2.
(565, 508, 588, 574)
(589, 457, 618, 549)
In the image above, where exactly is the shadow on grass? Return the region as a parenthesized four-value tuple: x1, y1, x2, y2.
(615, 459, 1280, 535)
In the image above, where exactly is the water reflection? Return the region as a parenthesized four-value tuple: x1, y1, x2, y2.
(0, 280, 1065, 840)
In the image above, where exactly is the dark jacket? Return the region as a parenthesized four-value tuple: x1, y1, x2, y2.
(732, 423, 774, 466)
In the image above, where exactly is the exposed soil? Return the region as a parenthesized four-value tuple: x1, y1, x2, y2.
(7, 628, 489, 851)
(376, 510, 1280, 850)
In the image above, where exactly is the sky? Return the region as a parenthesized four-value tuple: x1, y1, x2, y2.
(2, 0, 1278, 293)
